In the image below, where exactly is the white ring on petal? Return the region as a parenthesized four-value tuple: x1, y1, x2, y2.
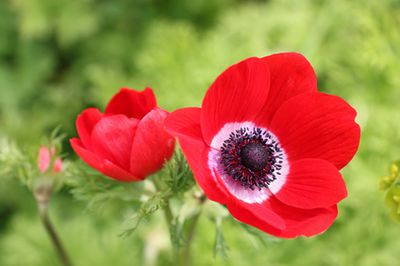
(208, 122, 290, 203)
(210, 122, 256, 150)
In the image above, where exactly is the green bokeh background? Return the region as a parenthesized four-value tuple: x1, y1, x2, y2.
(1, 0, 400, 265)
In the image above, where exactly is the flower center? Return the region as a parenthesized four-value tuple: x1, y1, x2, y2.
(240, 142, 269, 172)
(219, 126, 284, 190)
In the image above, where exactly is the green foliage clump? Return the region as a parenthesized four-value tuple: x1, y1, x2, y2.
(380, 162, 400, 222)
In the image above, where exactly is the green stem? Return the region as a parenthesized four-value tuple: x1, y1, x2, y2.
(152, 179, 173, 228)
(151, 166, 206, 266)
(38, 203, 73, 266)
(180, 210, 202, 266)
(163, 200, 174, 228)
(179, 194, 206, 266)
(34, 184, 73, 266)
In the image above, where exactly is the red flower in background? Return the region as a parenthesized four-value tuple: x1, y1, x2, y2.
(38, 146, 63, 173)
(70, 88, 175, 182)
(166, 53, 360, 238)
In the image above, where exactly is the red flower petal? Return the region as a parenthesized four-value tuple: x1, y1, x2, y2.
(254, 52, 317, 126)
(270, 159, 347, 209)
(129, 108, 175, 179)
(270, 92, 360, 169)
(213, 168, 286, 230)
(104, 87, 157, 119)
(70, 138, 141, 181)
(267, 198, 338, 238)
(226, 195, 338, 238)
(165, 107, 227, 202)
(76, 108, 102, 149)
(165, 107, 203, 143)
(91, 115, 139, 170)
(201, 57, 270, 145)
(226, 201, 282, 236)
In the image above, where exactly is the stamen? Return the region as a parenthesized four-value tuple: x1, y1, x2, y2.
(219, 127, 284, 190)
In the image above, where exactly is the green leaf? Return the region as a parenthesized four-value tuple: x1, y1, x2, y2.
(160, 150, 195, 194)
(120, 190, 170, 238)
(0, 136, 35, 188)
(65, 162, 146, 212)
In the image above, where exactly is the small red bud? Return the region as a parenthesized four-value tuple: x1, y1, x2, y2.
(38, 146, 63, 174)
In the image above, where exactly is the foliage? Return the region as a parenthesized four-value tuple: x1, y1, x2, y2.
(160, 151, 195, 195)
(66, 162, 145, 213)
(380, 162, 400, 222)
(0, 136, 32, 186)
(120, 190, 169, 237)
(1, 0, 400, 265)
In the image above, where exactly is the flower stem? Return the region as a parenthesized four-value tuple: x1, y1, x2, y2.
(163, 200, 174, 228)
(34, 185, 73, 266)
(179, 193, 207, 266)
(180, 210, 201, 266)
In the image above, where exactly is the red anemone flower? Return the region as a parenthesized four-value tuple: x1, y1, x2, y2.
(165, 53, 360, 238)
(70, 88, 175, 182)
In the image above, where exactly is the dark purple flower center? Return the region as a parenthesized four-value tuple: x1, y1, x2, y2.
(240, 142, 269, 172)
(220, 127, 284, 190)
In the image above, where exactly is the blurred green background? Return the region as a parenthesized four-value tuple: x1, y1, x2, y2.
(1, 0, 400, 265)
